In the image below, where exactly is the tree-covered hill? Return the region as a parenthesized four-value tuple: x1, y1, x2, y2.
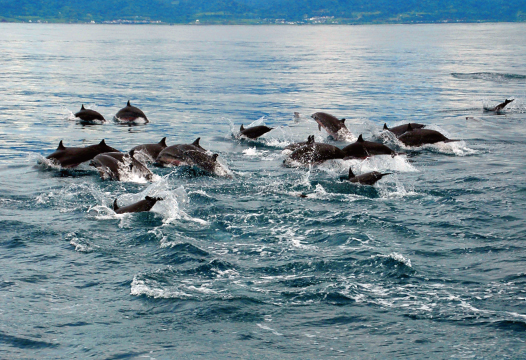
(1, 0, 525, 24)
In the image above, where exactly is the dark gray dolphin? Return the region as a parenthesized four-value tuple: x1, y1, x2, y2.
(239, 125, 273, 139)
(342, 167, 392, 186)
(114, 100, 149, 123)
(383, 123, 425, 136)
(397, 124, 459, 147)
(311, 112, 352, 141)
(342, 135, 396, 159)
(485, 99, 514, 112)
(113, 196, 163, 214)
(89, 151, 153, 181)
(284, 140, 346, 166)
(74, 104, 105, 123)
(284, 135, 315, 152)
(129, 137, 167, 160)
(155, 138, 206, 167)
(46, 139, 119, 168)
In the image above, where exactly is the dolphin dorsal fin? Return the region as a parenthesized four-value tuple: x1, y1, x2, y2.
(307, 135, 315, 144)
(99, 139, 106, 146)
(129, 149, 135, 158)
(340, 118, 346, 124)
(240, 124, 245, 131)
(212, 154, 219, 162)
(192, 138, 201, 147)
(357, 134, 364, 142)
(348, 167, 355, 179)
(407, 123, 413, 131)
(127, 100, 131, 107)
(113, 199, 119, 211)
(57, 140, 66, 150)
(145, 196, 153, 201)
(81, 104, 85, 110)
(383, 123, 388, 130)
(159, 137, 167, 146)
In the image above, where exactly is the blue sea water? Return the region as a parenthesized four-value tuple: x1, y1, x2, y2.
(1, 22, 526, 359)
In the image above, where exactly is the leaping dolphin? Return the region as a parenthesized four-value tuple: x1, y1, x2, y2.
(74, 104, 105, 123)
(397, 124, 459, 147)
(311, 112, 353, 141)
(239, 125, 273, 139)
(341, 167, 392, 186)
(383, 123, 425, 136)
(284, 135, 315, 152)
(342, 135, 396, 159)
(284, 137, 346, 166)
(46, 139, 119, 168)
(155, 138, 206, 167)
(89, 151, 153, 181)
(485, 99, 514, 113)
(129, 137, 168, 161)
(114, 100, 149, 123)
(113, 196, 163, 214)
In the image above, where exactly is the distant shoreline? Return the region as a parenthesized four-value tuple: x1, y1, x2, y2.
(1, 20, 525, 26)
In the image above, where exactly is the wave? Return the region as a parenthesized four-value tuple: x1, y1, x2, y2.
(451, 72, 526, 82)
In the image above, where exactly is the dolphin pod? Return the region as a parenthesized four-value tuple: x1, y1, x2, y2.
(43, 102, 469, 218)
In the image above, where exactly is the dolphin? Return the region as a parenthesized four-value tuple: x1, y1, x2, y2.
(155, 138, 206, 167)
(89, 151, 153, 181)
(284, 135, 315, 152)
(129, 137, 167, 161)
(341, 167, 392, 186)
(383, 123, 425, 136)
(239, 124, 273, 139)
(113, 196, 163, 214)
(485, 99, 514, 113)
(46, 139, 119, 168)
(397, 123, 459, 147)
(311, 112, 352, 141)
(342, 134, 396, 159)
(114, 100, 149, 123)
(284, 139, 346, 166)
(74, 104, 105, 123)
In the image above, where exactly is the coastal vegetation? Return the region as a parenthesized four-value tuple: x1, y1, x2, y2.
(1, 0, 525, 24)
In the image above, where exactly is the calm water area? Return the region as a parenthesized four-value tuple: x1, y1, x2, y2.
(0, 22, 526, 359)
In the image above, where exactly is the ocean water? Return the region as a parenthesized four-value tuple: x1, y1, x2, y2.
(1, 23, 526, 359)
